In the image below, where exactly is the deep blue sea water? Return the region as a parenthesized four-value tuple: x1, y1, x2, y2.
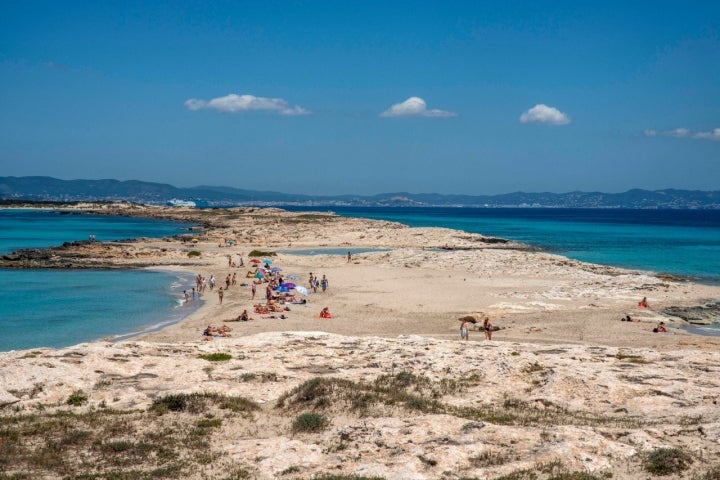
(286, 207, 720, 284)
(0, 209, 197, 351)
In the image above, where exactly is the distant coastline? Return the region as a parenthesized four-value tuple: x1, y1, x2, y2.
(2, 176, 719, 209)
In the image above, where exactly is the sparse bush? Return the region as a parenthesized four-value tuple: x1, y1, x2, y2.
(548, 472, 610, 480)
(197, 418, 222, 428)
(248, 250, 276, 257)
(199, 353, 232, 362)
(280, 465, 302, 475)
(66, 390, 88, 407)
(643, 447, 693, 475)
(470, 449, 512, 468)
(292, 412, 329, 433)
(187, 250, 201, 257)
(217, 396, 260, 413)
(150, 393, 207, 414)
(492, 468, 538, 480)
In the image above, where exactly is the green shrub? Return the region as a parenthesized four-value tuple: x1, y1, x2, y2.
(248, 250, 276, 257)
(217, 396, 260, 413)
(187, 250, 201, 257)
(197, 418, 222, 428)
(150, 393, 207, 414)
(199, 353, 232, 362)
(643, 447, 693, 475)
(66, 390, 88, 407)
(292, 412, 329, 433)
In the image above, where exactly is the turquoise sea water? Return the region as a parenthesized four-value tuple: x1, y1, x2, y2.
(3, 207, 719, 350)
(291, 207, 720, 284)
(0, 210, 197, 351)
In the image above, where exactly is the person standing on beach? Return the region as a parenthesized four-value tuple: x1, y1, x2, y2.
(483, 317, 493, 340)
(209, 275, 215, 290)
(460, 319, 470, 341)
(251, 283, 256, 300)
(232, 272, 237, 286)
(225, 274, 231, 289)
(321, 275, 328, 292)
(347, 251, 352, 263)
(218, 287, 224, 305)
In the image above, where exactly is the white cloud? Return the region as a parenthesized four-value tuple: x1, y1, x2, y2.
(694, 128, 720, 140)
(670, 128, 691, 138)
(644, 127, 720, 141)
(380, 97, 457, 118)
(184, 94, 310, 116)
(519, 104, 570, 125)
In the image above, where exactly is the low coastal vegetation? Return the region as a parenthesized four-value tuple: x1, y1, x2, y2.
(247, 249, 276, 258)
(198, 352, 232, 362)
(1, 368, 719, 479)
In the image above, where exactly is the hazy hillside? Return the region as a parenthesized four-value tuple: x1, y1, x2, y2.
(1, 176, 718, 208)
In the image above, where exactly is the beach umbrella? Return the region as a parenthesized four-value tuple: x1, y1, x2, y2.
(283, 282, 296, 289)
(274, 285, 289, 293)
(255, 271, 265, 278)
(263, 258, 273, 264)
(295, 285, 309, 296)
(250, 259, 261, 264)
(271, 266, 282, 272)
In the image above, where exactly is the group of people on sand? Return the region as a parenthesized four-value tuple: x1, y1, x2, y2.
(621, 297, 671, 333)
(308, 273, 329, 293)
(460, 316, 493, 341)
(202, 324, 232, 340)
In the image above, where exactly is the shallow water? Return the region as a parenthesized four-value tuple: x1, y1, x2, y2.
(0, 209, 197, 351)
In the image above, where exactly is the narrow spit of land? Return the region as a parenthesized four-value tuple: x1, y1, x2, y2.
(1, 202, 719, 479)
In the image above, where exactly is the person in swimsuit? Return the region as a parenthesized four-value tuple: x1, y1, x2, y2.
(483, 317, 493, 340)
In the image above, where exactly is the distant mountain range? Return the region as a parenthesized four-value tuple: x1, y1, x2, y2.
(1, 176, 718, 209)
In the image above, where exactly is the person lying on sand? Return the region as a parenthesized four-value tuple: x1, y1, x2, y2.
(231, 309, 251, 322)
(202, 325, 232, 340)
(653, 322, 667, 333)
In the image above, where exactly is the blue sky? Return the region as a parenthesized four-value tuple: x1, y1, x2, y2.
(1, 1, 718, 196)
